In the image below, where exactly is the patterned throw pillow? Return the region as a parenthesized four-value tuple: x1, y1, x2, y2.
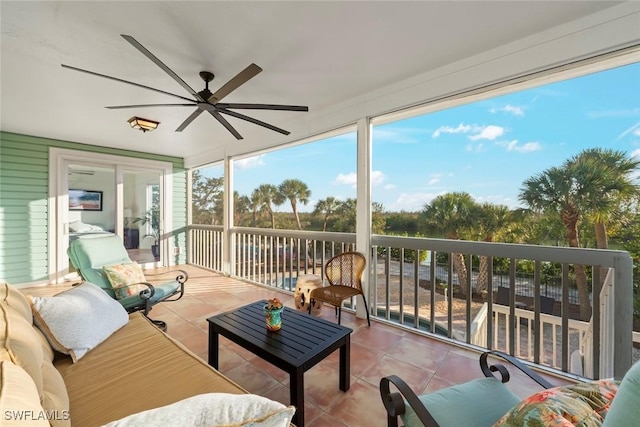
(103, 262, 148, 300)
(494, 379, 620, 427)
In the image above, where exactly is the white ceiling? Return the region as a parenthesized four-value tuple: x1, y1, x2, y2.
(2, 1, 639, 167)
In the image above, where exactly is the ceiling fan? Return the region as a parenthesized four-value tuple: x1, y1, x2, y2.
(61, 34, 308, 139)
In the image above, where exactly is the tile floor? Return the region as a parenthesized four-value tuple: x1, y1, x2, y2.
(23, 265, 573, 427)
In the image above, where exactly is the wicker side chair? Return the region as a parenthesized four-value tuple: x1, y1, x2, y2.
(309, 251, 370, 326)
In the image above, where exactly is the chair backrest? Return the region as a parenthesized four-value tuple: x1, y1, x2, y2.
(68, 235, 132, 297)
(324, 251, 366, 290)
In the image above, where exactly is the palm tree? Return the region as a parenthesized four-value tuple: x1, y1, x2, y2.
(278, 179, 311, 230)
(519, 166, 591, 320)
(252, 184, 283, 229)
(569, 148, 640, 250)
(314, 197, 341, 231)
(234, 193, 250, 226)
(472, 203, 512, 296)
(422, 192, 476, 296)
(568, 149, 640, 286)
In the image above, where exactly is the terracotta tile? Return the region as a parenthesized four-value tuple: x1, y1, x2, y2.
(328, 379, 388, 427)
(225, 362, 279, 395)
(175, 330, 208, 356)
(165, 318, 203, 340)
(385, 336, 449, 370)
(307, 412, 348, 427)
(349, 342, 385, 378)
(350, 325, 404, 353)
(360, 355, 433, 393)
(435, 351, 486, 384)
(304, 362, 352, 409)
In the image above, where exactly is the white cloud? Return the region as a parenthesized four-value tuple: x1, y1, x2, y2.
(334, 172, 357, 186)
(427, 173, 443, 185)
(490, 104, 524, 117)
(334, 170, 386, 187)
(431, 123, 472, 138)
(617, 122, 640, 140)
(383, 184, 397, 190)
(373, 127, 425, 144)
(469, 125, 505, 141)
(235, 154, 266, 169)
(498, 140, 542, 153)
(631, 148, 640, 159)
(371, 170, 386, 186)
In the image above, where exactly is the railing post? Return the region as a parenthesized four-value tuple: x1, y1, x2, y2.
(613, 253, 633, 379)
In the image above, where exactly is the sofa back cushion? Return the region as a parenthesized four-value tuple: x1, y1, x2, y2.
(0, 284, 71, 427)
(0, 361, 50, 427)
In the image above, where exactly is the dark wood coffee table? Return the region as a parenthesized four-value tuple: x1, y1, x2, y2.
(207, 300, 352, 427)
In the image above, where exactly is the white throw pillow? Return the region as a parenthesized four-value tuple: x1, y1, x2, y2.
(28, 282, 129, 362)
(102, 393, 295, 427)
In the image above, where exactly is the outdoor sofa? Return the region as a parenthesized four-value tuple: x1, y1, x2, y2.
(0, 282, 295, 426)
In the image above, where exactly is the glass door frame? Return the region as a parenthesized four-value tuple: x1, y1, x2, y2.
(49, 148, 173, 284)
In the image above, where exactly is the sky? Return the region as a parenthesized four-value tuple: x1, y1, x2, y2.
(203, 61, 640, 213)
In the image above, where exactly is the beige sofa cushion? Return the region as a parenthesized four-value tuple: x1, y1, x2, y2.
(55, 312, 248, 426)
(0, 284, 71, 427)
(0, 283, 32, 323)
(0, 361, 50, 427)
(0, 303, 45, 395)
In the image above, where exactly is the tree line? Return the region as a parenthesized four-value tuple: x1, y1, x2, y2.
(192, 148, 640, 320)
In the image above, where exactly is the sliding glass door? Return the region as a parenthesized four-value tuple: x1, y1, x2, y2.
(50, 148, 173, 283)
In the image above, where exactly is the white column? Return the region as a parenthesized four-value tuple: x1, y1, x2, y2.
(185, 168, 193, 265)
(223, 156, 235, 276)
(355, 117, 372, 320)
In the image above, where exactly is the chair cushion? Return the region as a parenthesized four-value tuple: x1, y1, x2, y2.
(103, 262, 148, 299)
(103, 393, 295, 427)
(494, 379, 619, 427)
(603, 361, 640, 426)
(403, 377, 521, 427)
(28, 282, 129, 362)
(67, 235, 132, 294)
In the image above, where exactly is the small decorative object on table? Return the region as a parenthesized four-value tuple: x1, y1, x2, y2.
(264, 298, 284, 331)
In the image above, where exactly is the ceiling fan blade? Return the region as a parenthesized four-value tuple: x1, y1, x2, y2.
(208, 110, 243, 140)
(176, 109, 204, 132)
(106, 103, 195, 109)
(208, 63, 262, 104)
(121, 34, 205, 102)
(217, 103, 309, 112)
(219, 109, 290, 136)
(61, 64, 194, 102)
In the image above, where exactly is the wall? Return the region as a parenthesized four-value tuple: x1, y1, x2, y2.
(0, 131, 187, 285)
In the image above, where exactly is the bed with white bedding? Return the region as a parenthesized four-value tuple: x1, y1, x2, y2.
(69, 220, 114, 241)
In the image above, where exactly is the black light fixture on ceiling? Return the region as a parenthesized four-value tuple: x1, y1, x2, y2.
(128, 116, 159, 132)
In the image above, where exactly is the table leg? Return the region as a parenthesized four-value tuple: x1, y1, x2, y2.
(339, 335, 350, 391)
(208, 326, 219, 369)
(290, 368, 305, 427)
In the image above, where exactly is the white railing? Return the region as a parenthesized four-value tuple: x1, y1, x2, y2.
(187, 225, 634, 379)
(188, 225, 224, 271)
